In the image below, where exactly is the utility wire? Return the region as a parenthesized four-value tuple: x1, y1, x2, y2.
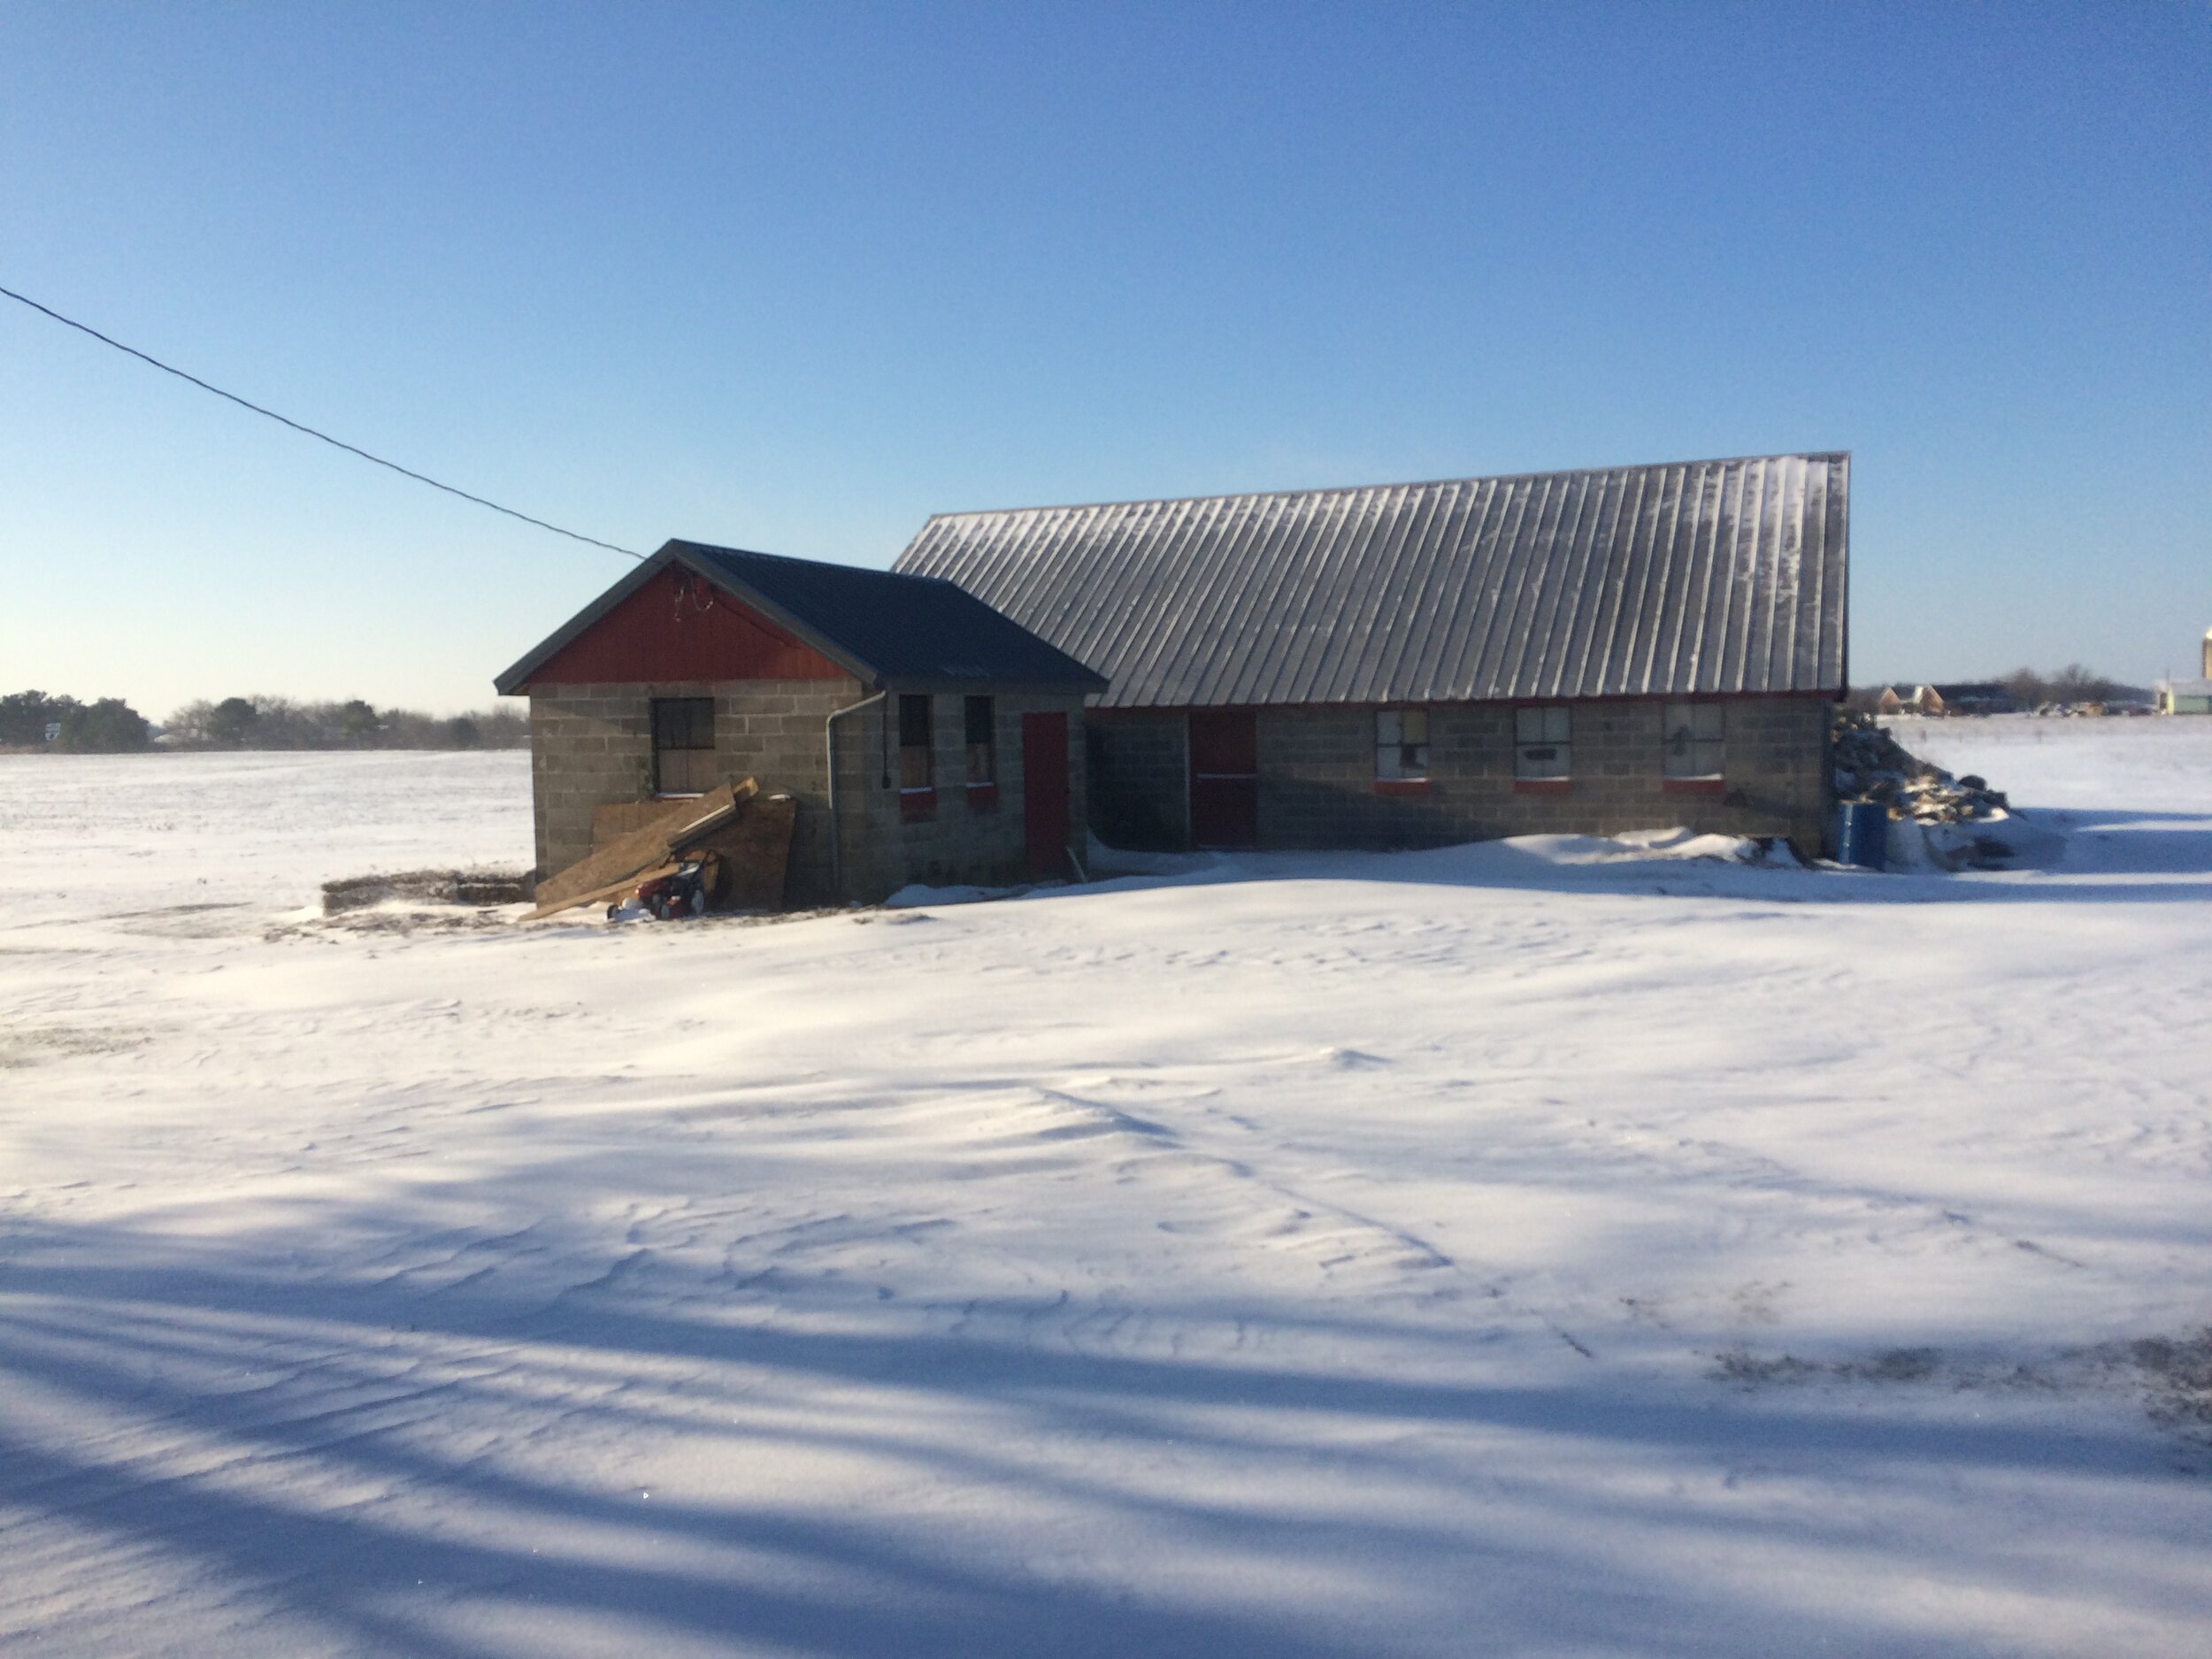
(1, 281, 645, 559)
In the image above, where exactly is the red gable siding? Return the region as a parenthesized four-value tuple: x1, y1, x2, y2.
(524, 566, 847, 686)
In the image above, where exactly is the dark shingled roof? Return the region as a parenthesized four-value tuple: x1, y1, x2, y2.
(894, 453, 1850, 708)
(495, 541, 1109, 695)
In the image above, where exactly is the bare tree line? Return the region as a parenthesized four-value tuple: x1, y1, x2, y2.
(1993, 664, 2148, 706)
(1847, 664, 2151, 714)
(163, 696, 528, 749)
(3, 690, 527, 752)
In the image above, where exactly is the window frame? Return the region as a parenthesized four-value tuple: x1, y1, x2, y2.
(964, 695, 998, 807)
(897, 693, 936, 818)
(1374, 707, 1431, 794)
(1512, 704, 1572, 789)
(1661, 700, 1726, 789)
(650, 696, 717, 796)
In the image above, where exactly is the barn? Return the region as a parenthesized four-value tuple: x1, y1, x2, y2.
(495, 541, 1105, 904)
(895, 452, 1849, 856)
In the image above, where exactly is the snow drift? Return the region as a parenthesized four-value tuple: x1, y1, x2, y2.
(2, 718, 2209, 1657)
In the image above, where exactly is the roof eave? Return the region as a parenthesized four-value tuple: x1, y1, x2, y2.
(491, 546, 679, 696)
(885, 671, 1110, 696)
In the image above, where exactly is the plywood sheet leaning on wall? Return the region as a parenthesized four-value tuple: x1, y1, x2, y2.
(526, 780, 756, 919)
(591, 795, 703, 849)
(687, 794, 795, 910)
(573, 786, 795, 914)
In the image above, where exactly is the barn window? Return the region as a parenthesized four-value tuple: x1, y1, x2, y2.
(1663, 702, 1724, 780)
(964, 695, 998, 805)
(964, 696, 996, 785)
(1514, 705, 1571, 780)
(651, 697, 716, 795)
(898, 694, 935, 816)
(1375, 709, 1428, 781)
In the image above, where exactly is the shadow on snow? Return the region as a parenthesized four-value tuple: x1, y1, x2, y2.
(2, 1208, 2205, 1658)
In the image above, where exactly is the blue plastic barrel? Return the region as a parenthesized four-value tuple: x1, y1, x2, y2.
(1834, 802, 1888, 871)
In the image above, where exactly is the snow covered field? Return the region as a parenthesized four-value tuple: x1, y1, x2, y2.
(3, 722, 2209, 1657)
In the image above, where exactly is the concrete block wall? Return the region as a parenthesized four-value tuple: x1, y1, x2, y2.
(528, 685, 657, 879)
(841, 691, 1090, 896)
(1255, 696, 1833, 853)
(530, 680, 1092, 905)
(1085, 711, 1188, 850)
(529, 677, 867, 896)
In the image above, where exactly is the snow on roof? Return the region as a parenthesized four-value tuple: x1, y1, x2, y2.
(895, 453, 1849, 709)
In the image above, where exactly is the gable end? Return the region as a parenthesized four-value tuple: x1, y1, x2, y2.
(515, 565, 848, 689)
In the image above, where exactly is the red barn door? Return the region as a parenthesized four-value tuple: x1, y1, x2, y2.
(1023, 712, 1070, 877)
(1188, 710, 1258, 849)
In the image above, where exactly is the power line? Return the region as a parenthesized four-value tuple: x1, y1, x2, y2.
(1, 281, 645, 560)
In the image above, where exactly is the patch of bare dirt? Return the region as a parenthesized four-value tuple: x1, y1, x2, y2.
(0, 1025, 150, 1068)
(1709, 1331, 2212, 1455)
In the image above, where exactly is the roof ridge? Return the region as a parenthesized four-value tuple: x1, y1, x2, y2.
(495, 537, 1107, 695)
(918, 450, 1850, 525)
(667, 539, 951, 587)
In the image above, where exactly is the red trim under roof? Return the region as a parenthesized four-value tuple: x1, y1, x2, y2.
(522, 565, 847, 687)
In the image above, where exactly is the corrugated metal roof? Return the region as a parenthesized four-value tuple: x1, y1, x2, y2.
(495, 541, 1109, 695)
(893, 453, 1849, 708)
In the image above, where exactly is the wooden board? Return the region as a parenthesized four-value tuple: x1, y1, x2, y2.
(689, 794, 795, 911)
(528, 780, 756, 917)
(526, 861, 684, 921)
(590, 795, 699, 849)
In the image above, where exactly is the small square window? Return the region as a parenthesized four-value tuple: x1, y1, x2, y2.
(1376, 709, 1429, 781)
(1514, 705, 1571, 780)
(1663, 703, 1724, 780)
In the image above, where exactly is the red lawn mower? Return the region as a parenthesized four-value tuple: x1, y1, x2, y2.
(611, 853, 721, 922)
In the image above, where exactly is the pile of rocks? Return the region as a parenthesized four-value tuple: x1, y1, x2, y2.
(1832, 712, 2008, 824)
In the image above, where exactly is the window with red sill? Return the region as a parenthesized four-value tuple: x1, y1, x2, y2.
(964, 695, 998, 808)
(898, 694, 935, 818)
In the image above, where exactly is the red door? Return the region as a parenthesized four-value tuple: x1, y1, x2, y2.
(1188, 710, 1257, 849)
(1023, 712, 1070, 877)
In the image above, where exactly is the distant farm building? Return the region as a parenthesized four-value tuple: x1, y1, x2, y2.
(1876, 685, 1942, 716)
(897, 452, 1848, 856)
(1929, 682, 2017, 715)
(1874, 684, 2016, 717)
(495, 543, 1104, 902)
(2155, 629, 2212, 716)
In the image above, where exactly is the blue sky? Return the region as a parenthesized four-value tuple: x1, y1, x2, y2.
(2, 2, 2205, 716)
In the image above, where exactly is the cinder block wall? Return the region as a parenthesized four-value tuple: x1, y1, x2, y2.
(841, 691, 1090, 897)
(1255, 696, 1833, 853)
(528, 685, 656, 878)
(1085, 711, 1188, 850)
(529, 677, 866, 894)
(531, 681, 1092, 904)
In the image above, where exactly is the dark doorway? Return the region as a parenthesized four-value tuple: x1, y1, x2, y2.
(1023, 712, 1070, 876)
(1188, 710, 1258, 849)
